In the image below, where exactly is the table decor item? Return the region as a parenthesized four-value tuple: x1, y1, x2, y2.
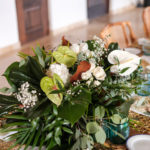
(126, 135, 150, 150)
(0, 36, 144, 150)
(137, 66, 150, 96)
(138, 38, 150, 55)
(130, 96, 150, 117)
(124, 48, 141, 55)
(103, 116, 129, 144)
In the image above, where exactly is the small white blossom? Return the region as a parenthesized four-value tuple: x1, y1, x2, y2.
(16, 82, 38, 109)
(80, 43, 88, 52)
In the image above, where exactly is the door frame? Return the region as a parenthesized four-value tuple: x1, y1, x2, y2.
(15, 0, 49, 44)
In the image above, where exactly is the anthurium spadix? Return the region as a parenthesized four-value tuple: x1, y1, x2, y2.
(40, 74, 64, 106)
(108, 50, 141, 76)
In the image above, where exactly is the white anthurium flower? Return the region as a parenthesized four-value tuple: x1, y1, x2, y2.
(70, 44, 80, 54)
(108, 50, 141, 76)
(81, 71, 92, 80)
(49, 63, 70, 85)
(93, 67, 106, 81)
(80, 43, 88, 52)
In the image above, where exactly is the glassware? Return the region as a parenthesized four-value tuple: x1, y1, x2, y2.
(137, 69, 150, 96)
(142, 45, 150, 55)
(103, 120, 130, 144)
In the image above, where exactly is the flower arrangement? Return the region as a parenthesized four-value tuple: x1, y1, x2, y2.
(0, 36, 144, 149)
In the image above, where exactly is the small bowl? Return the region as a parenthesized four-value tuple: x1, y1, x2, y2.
(126, 134, 150, 150)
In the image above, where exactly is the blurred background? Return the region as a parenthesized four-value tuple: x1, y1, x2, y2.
(0, 0, 149, 53)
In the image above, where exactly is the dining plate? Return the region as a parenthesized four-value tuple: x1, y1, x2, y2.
(124, 48, 141, 55)
(126, 135, 150, 150)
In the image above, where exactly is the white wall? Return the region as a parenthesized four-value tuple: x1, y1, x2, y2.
(109, 0, 137, 13)
(48, 0, 88, 31)
(0, 0, 19, 49)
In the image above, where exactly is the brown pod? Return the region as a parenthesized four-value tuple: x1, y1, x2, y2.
(70, 61, 91, 83)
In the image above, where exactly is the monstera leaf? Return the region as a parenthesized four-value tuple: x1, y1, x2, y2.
(53, 46, 77, 67)
(40, 74, 64, 106)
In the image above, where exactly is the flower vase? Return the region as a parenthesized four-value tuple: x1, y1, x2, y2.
(103, 120, 130, 144)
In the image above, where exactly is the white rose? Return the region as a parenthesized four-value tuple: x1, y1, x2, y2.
(93, 67, 106, 81)
(70, 44, 80, 54)
(49, 64, 70, 85)
(108, 50, 141, 76)
(81, 71, 92, 80)
(94, 80, 101, 87)
(80, 43, 88, 53)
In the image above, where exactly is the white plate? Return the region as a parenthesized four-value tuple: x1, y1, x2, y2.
(124, 48, 141, 55)
(126, 135, 150, 150)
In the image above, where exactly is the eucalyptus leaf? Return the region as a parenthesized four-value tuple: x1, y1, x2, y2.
(111, 114, 122, 124)
(86, 122, 99, 134)
(95, 127, 106, 144)
(95, 106, 105, 119)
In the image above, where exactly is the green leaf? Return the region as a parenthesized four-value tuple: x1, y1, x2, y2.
(86, 122, 99, 134)
(4, 114, 27, 120)
(3, 62, 19, 89)
(24, 129, 36, 150)
(108, 42, 120, 51)
(95, 127, 106, 144)
(34, 46, 46, 68)
(18, 52, 30, 59)
(47, 139, 57, 150)
(95, 106, 105, 119)
(54, 136, 61, 146)
(19, 59, 26, 67)
(58, 103, 87, 125)
(39, 134, 45, 150)
(62, 127, 73, 134)
(58, 88, 91, 124)
(118, 99, 134, 116)
(27, 56, 45, 81)
(8, 130, 30, 150)
(45, 131, 53, 141)
(55, 127, 62, 137)
(120, 67, 130, 74)
(0, 94, 20, 105)
(53, 104, 58, 115)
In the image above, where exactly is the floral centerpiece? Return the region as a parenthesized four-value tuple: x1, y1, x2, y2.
(0, 36, 143, 149)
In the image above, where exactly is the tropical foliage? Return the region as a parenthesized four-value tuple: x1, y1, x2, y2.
(0, 36, 144, 150)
